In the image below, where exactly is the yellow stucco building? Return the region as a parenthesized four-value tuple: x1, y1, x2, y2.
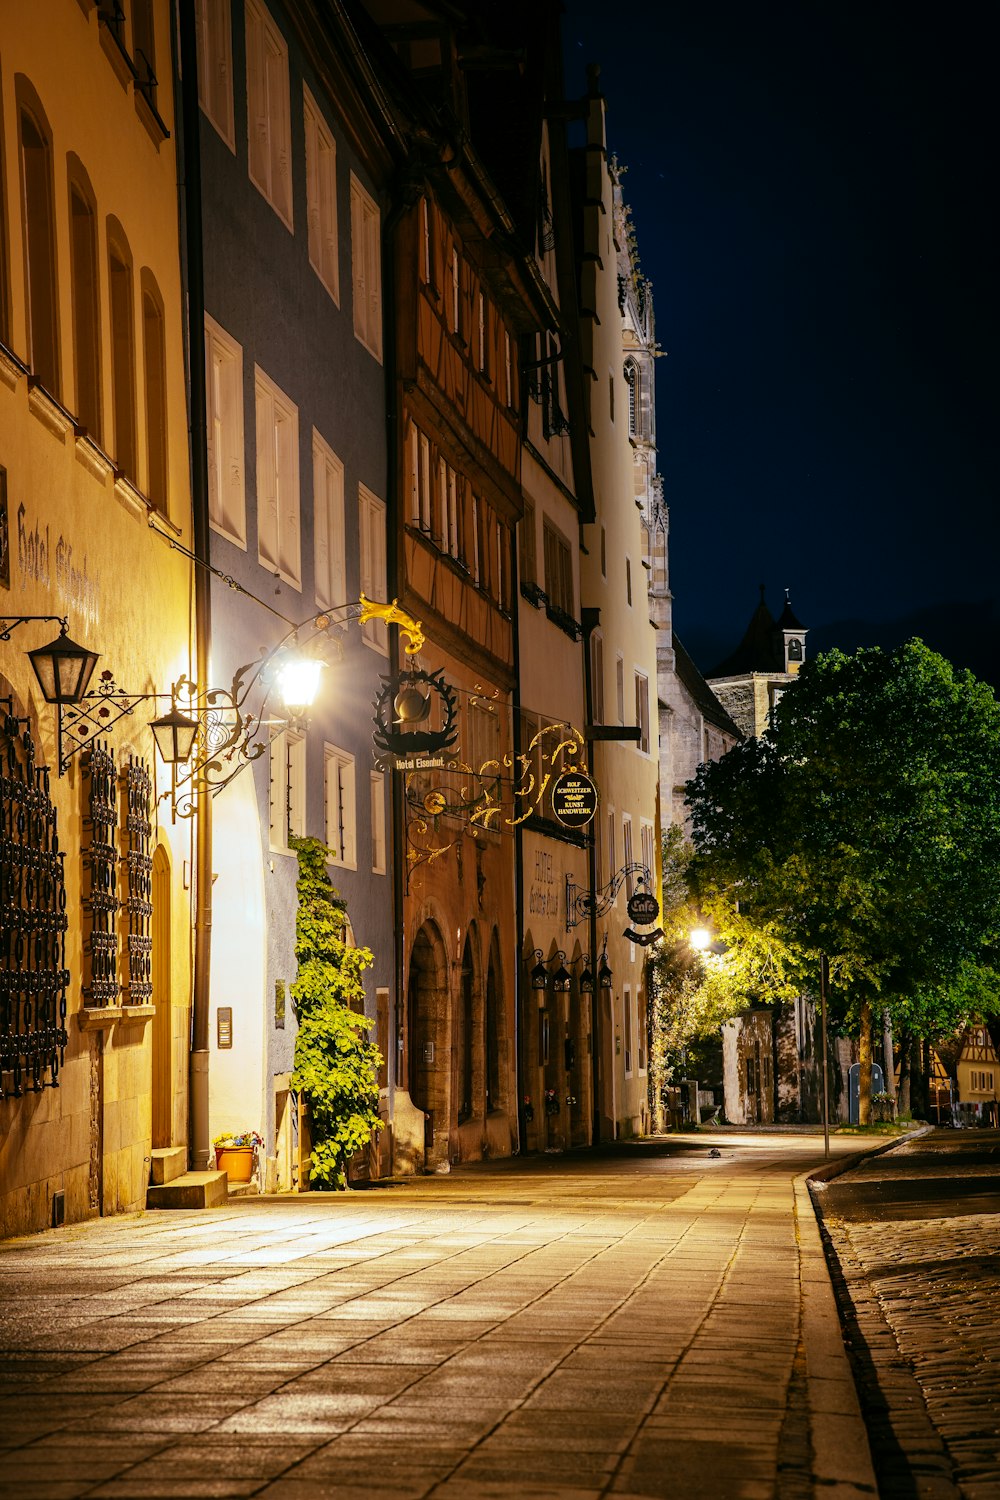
(0, 0, 194, 1235)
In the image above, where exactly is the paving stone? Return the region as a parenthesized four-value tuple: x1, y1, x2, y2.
(0, 1131, 892, 1497)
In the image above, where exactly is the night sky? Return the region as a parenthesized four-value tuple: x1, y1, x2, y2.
(562, 2, 997, 686)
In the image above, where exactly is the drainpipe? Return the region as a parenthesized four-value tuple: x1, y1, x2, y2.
(582, 605, 600, 1145)
(381, 179, 414, 1160)
(511, 400, 525, 1154)
(177, 2, 213, 1172)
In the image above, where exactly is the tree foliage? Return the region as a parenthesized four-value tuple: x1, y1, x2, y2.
(649, 826, 753, 1106)
(290, 836, 382, 1189)
(686, 641, 1000, 1038)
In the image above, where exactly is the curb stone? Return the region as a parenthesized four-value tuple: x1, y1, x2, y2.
(795, 1172, 878, 1496)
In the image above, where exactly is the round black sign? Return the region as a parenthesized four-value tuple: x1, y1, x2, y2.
(551, 770, 599, 829)
(627, 890, 660, 924)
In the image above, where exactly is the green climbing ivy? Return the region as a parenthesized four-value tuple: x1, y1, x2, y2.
(289, 836, 383, 1189)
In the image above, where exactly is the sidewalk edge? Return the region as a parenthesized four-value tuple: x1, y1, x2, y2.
(794, 1168, 878, 1496)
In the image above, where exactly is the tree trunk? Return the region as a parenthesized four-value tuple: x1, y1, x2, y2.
(883, 1009, 897, 1103)
(910, 1035, 926, 1120)
(897, 1028, 911, 1116)
(858, 1000, 872, 1125)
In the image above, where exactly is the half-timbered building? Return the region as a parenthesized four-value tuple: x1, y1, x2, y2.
(363, 2, 557, 1169)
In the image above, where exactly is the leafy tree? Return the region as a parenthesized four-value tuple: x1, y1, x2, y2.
(686, 641, 1000, 1120)
(649, 826, 748, 1118)
(290, 836, 382, 1188)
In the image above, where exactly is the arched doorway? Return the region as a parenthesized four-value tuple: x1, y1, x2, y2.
(485, 932, 504, 1116)
(151, 844, 171, 1148)
(456, 934, 475, 1124)
(406, 920, 449, 1166)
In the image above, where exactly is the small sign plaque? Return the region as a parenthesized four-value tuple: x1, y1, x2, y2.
(627, 890, 660, 924)
(550, 770, 598, 829)
(217, 1006, 233, 1049)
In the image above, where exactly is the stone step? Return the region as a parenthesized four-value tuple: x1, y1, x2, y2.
(146, 1171, 228, 1210)
(149, 1146, 187, 1186)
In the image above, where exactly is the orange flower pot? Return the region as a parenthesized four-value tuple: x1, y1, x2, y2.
(214, 1146, 254, 1182)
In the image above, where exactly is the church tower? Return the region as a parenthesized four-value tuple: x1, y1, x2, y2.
(706, 588, 809, 738)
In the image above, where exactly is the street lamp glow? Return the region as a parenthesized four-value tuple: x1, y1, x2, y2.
(278, 656, 324, 714)
(689, 927, 712, 951)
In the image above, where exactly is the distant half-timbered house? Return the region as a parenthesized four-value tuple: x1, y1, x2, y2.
(365, 3, 556, 1169)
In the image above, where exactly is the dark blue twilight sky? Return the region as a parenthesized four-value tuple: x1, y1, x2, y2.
(562, 2, 997, 683)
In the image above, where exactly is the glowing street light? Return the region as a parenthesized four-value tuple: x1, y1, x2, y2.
(277, 654, 324, 715)
(689, 927, 713, 951)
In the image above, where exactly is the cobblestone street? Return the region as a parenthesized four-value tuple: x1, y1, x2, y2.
(816, 1130, 1000, 1500)
(0, 1134, 873, 1500)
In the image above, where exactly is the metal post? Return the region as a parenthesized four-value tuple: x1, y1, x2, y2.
(820, 953, 830, 1160)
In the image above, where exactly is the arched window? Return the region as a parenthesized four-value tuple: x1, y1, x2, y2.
(625, 360, 639, 437)
(68, 158, 101, 438)
(787, 638, 803, 662)
(17, 86, 60, 394)
(141, 270, 167, 512)
(485, 935, 503, 1113)
(107, 218, 136, 480)
(457, 933, 475, 1124)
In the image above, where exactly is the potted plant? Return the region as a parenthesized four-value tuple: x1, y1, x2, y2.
(544, 1088, 560, 1116)
(213, 1130, 263, 1183)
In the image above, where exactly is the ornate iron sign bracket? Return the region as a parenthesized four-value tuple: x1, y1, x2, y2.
(565, 863, 653, 931)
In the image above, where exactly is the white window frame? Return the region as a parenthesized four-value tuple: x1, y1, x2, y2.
(245, 0, 292, 230)
(622, 814, 634, 896)
(359, 484, 387, 653)
(635, 671, 650, 755)
(255, 366, 300, 588)
(451, 248, 460, 334)
(269, 727, 306, 853)
(303, 85, 339, 303)
(350, 172, 382, 361)
(324, 743, 357, 869)
(196, 0, 235, 151)
(640, 821, 655, 889)
(312, 428, 345, 613)
(205, 313, 246, 547)
(591, 631, 605, 724)
(370, 770, 386, 875)
(420, 196, 432, 284)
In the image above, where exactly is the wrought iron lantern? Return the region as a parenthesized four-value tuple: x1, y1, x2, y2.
(149, 707, 201, 765)
(529, 950, 548, 990)
(551, 956, 572, 993)
(276, 653, 324, 716)
(27, 625, 100, 705)
(598, 936, 613, 990)
(578, 958, 595, 994)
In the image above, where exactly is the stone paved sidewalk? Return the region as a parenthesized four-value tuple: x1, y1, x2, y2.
(0, 1134, 874, 1500)
(816, 1130, 1000, 1500)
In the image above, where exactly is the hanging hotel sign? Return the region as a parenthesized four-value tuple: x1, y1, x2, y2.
(626, 889, 660, 925)
(551, 769, 599, 829)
